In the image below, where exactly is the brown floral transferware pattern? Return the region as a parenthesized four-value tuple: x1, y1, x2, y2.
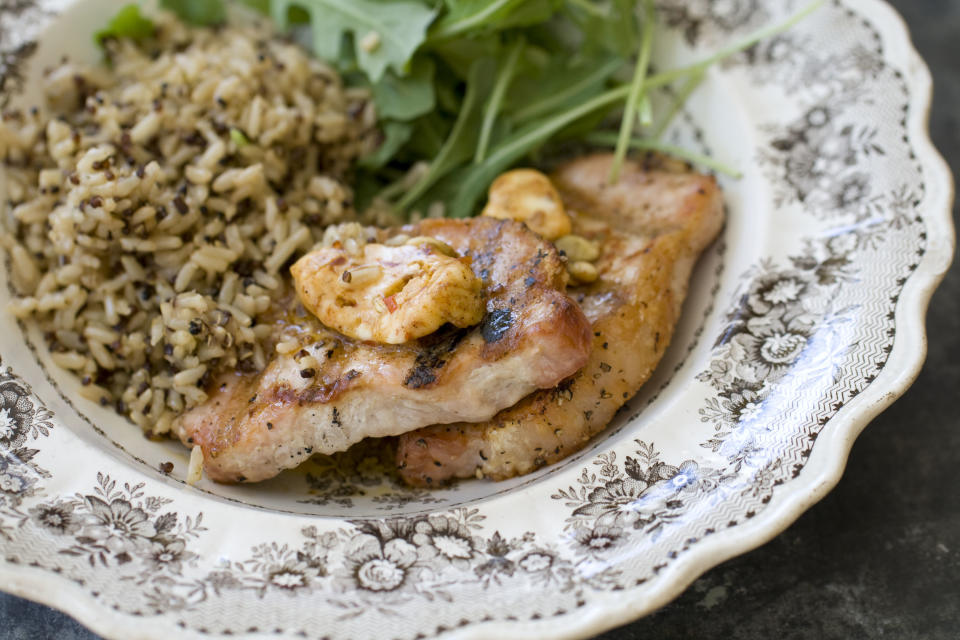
(0, 1, 952, 639)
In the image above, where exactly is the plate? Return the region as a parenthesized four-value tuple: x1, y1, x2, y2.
(0, 1, 953, 639)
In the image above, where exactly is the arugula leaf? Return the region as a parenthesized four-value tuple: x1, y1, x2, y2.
(95, 4, 154, 47)
(351, 171, 391, 214)
(491, 0, 563, 30)
(433, 69, 465, 112)
(270, 0, 438, 82)
(610, 0, 655, 182)
(397, 57, 496, 210)
(430, 0, 561, 41)
(430, 0, 525, 40)
(426, 37, 500, 81)
(123, 0, 822, 219)
(507, 55, 622, 122)
(161, 0, 228, 26)
(604, 0, 641, 55)
(407, 112, 452, 158)
(565, 0, 606, 17)
(445, 84, 630, 217)
(475, 37, 525, 163)
(586, 132, 742, 178)
(570, 0, 640, 57)
(237, 0, 272, 14)
(370, 57, 436, 121)
(359, 120, 414, 169)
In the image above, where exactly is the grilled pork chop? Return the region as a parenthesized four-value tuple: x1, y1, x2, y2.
(174, 217, 592, 483)
(396, 154, 724, 485)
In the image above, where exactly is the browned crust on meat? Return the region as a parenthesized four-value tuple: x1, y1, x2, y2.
(176, 217, 592, 483)
(411, 218, 571, 362)
(396, 154, 724, 485)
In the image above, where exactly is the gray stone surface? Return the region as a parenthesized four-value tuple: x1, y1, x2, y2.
(1, 0, 956, 638)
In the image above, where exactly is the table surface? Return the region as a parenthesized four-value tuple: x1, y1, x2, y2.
(2, 1, 958, 639)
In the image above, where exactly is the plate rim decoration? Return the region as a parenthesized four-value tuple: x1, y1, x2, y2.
(0, 1, 954, 639)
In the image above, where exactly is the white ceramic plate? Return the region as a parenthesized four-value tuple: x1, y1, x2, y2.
(0, 1, 953, 639)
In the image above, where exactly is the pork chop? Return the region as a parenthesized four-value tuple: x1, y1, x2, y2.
(395, 154, 724, 485)
(174, 217, 592, 483)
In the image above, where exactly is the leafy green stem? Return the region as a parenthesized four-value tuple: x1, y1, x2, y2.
(428, 0, 523, 41)
(476, 37, 525, 163)
(610, 0, 655, 183)
(447, 84, 631, 217)
(398, 61, 491, 210)
(587, 132, 742, 178)
(651, 69, 704, 139)
(698, 0, 824, 70)
(647, 0, 825, 87)
(486, 86, 630, 169)
(566, 0, 607, 18)
(273, 0, 414, 53)
(512, 57, 624, 122)
(638, 95, 653, 127)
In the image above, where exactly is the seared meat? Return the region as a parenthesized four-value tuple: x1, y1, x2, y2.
(174, 217, 592, 483)
(395, 154, 724, 485)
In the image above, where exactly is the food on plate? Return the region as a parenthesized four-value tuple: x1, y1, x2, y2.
(397, 154, 723, 484)
(0, 1, 754, 487)
(175, 216, 592, 483)
(175, 154, 722, 485)
(0, 15, 380, 434)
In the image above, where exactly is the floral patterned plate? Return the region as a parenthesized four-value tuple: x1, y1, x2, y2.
(0, 1, 953, 639)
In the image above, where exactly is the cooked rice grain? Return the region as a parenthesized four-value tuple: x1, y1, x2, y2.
(187, 444, 204, 485)
(0, 13, 383, 434)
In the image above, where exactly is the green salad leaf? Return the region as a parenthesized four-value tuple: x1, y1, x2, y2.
(97, 0, 825, 218)
(269, 0, 437, 82)
(505, 55, 622, 122)
(370, 57, 437, 121)
(572, 0, 640, 57)
(358, 121, 414, 170)
(95, 4, 155, 47)
(430, 0, 561, 41)
(161, 0, 228, 26)
(397, 57, 497, 210)
(475, 37, 525, 163)
(96, 0, 231, 49)
(444, 83, 631, 218)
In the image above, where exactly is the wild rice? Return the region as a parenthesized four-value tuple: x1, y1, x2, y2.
(0, 13, 385, 434)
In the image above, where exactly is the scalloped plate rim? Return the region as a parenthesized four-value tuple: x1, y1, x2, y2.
(0, 0, 954, 638)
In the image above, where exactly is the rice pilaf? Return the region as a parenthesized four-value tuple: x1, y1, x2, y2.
(0, 13, 383, 435)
